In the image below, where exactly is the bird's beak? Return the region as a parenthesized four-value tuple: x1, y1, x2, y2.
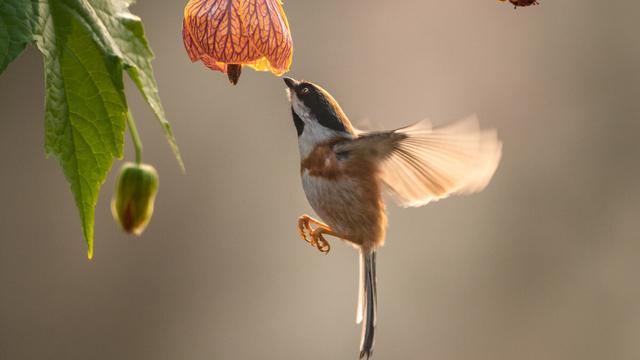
(283, 77, 299, 89)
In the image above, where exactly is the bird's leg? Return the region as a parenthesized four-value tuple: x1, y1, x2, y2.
(297, 214, 336, 254)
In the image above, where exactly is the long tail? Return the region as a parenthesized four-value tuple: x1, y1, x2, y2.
(357, 249, 377, 360)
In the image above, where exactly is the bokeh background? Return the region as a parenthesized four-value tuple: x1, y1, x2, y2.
(2, 1, 640, 359)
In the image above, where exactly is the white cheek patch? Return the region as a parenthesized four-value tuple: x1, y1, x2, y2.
(291, 95, 310, 121)
(290, 93, 353, 158)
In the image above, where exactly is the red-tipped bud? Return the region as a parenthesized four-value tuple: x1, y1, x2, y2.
(111, 162, 159, 235)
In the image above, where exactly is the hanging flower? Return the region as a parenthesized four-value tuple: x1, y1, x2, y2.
(499, 0, 539, 8)
(183, 0, 293, 85)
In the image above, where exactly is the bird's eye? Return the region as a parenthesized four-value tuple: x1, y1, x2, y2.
(300, 87, 310, 95)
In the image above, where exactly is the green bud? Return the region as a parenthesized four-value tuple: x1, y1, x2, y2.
(111, 162, 159, 235)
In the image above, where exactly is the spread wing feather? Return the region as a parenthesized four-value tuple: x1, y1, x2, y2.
(348, 115, 502, 207)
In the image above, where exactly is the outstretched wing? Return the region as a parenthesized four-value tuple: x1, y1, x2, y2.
(364, 115, 502, 207)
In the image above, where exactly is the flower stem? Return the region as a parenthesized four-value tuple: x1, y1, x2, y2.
(126, 112, 143, 164)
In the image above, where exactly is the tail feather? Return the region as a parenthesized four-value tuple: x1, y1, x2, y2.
(358, 250, 377, 359)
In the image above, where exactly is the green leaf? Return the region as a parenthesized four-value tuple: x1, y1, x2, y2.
(91, 0, 185, 171)
(42, 4, 128, 259)
(0, 0, 38, 73)
(0, 0, 182, 258)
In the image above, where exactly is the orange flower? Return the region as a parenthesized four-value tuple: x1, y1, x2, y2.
(183, 0, 293, 85)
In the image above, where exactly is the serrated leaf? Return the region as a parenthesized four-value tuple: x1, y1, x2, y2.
(42, 4, 127, 259)
(0, 0, 38, 74)
(86, 0, 184, 170)
(0, 0, 182, 258)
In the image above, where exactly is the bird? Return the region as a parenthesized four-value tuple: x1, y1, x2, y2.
(283, 77, 502, 359)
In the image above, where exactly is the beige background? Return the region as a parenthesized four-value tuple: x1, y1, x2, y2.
(1, 1, 640, 359)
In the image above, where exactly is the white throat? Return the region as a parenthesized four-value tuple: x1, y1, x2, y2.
(290, 94, 352, 158)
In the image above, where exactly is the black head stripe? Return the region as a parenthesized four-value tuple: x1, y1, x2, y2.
(291, 107, 304, 136)
(297, 83, 349, 133)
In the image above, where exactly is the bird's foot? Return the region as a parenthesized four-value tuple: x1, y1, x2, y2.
(297, 215, 332, 254)
(311, 230, 330, 254)
(297, 216, 314, 245)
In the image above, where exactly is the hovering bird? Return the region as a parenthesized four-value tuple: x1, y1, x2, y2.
(283, 77, 502, 359)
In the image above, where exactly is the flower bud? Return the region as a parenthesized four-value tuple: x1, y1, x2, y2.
(111, 162, 159, 235)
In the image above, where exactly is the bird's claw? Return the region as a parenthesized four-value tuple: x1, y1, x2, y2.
(297, 216, 331, 254)
(313, 233, 330, 254)
(297, 217, 314, 245)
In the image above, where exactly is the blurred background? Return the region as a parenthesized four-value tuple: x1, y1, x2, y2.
(1, 1, 640, 359)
